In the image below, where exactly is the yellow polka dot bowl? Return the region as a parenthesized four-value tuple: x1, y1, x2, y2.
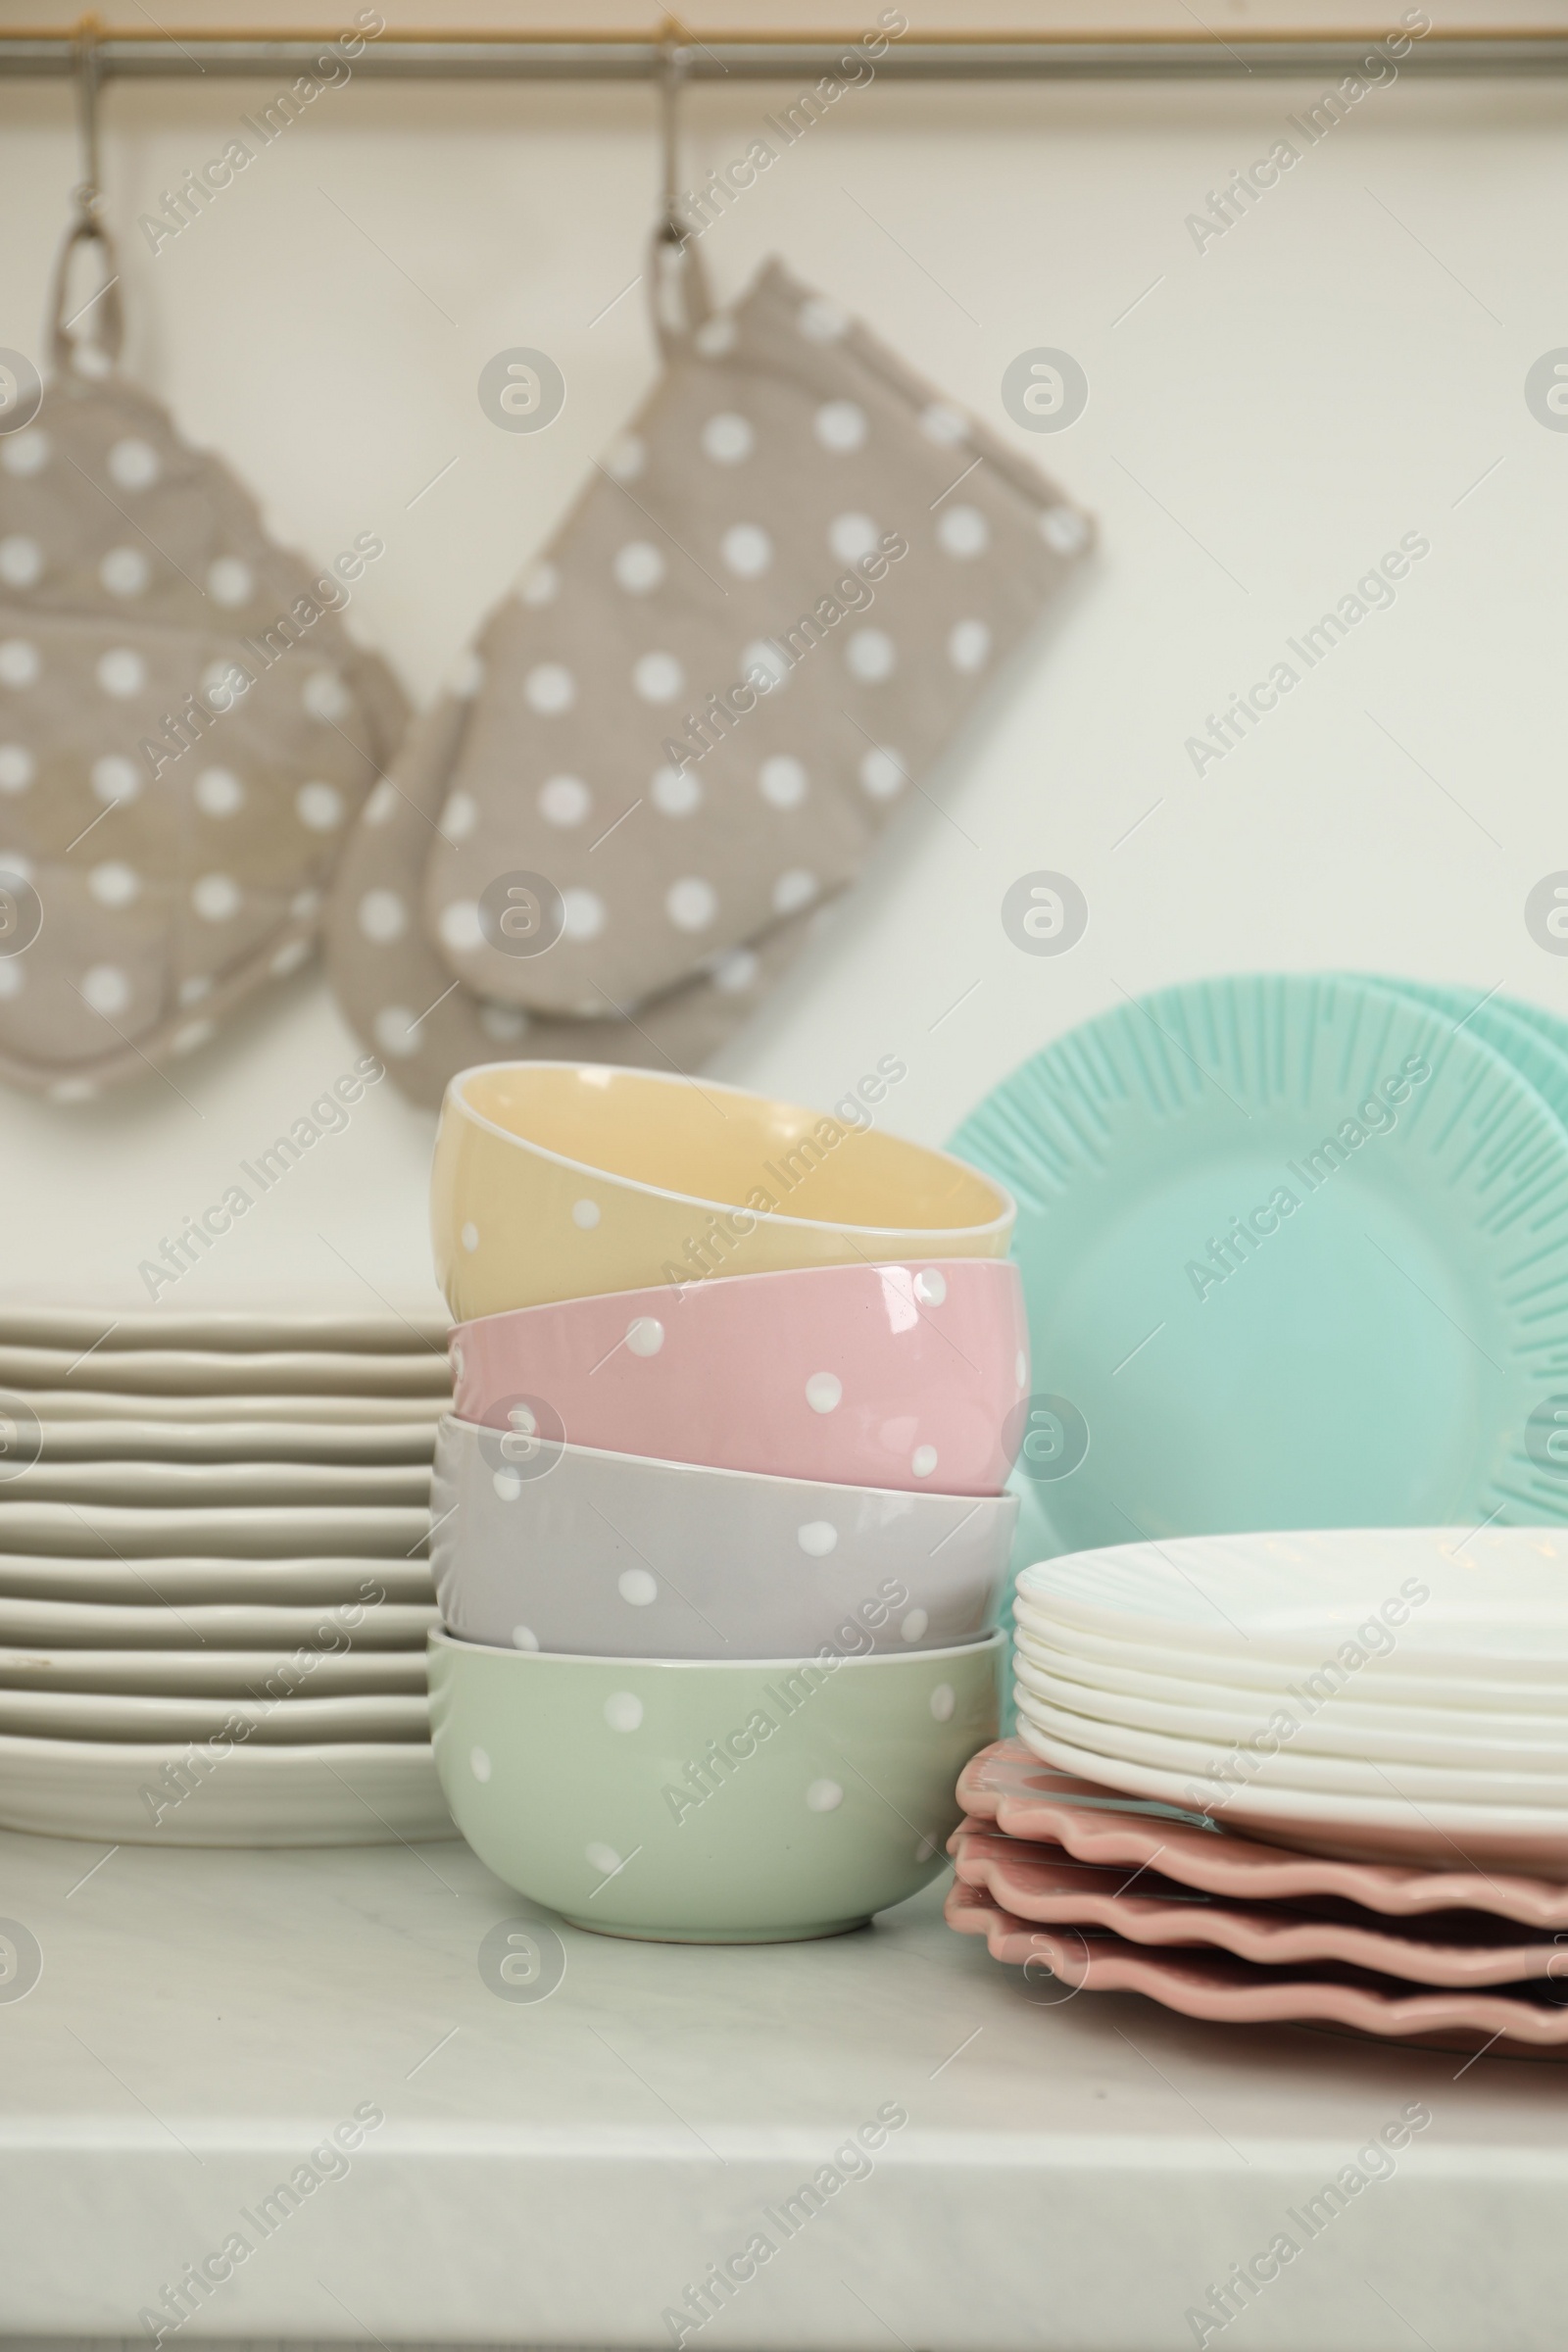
(431, 1062, 1015, 1321)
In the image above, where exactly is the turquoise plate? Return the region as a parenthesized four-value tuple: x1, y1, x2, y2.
(952, 975, 1568, 1593)
(1356, 978, 1568, 1132)
(1499, 998, 1568, 1069)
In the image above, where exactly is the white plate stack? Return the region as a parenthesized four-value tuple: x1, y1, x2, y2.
(1013, 1529, 1568, 1877)
(0, 1305, 454, 1845)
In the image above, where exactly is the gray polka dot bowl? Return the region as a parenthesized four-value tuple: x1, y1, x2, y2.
(449, 1256, 1029, 1495)
(430, 1062, 1014, 1321)
(427, 1626, 1002, 1941)
(431, 1412, 1016, 1659)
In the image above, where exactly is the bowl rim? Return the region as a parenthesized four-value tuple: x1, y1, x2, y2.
(436, 1409, 1021, 1509)
(441, 1061, 1017, 1244)
(426, 1625, 1004, 1670)
(449, 1252, 1024, 1339)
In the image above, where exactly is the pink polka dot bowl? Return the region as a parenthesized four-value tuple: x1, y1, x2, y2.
(430, 1412, 1018, 1660)
(431, 1062, 1015, 1322)
(449, 1257, 1030, 1496)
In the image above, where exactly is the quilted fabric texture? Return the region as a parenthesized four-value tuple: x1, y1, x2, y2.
(327, 254, 1091, 1106)
(0, 227, 407, 1101)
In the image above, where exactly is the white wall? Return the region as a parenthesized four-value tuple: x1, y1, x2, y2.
(1, 21, 1564, 1309)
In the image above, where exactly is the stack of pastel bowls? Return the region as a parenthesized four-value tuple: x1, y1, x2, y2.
(426, 1060, 1025, 1942)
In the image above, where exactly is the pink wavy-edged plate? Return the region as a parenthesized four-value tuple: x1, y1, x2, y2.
(957, 1740, 1568, 1930)
(944, 1878, 1568, 2046)
(948, 1822, 1567, 1986)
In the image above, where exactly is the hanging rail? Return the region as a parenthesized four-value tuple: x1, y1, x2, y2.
(1, 25, 1566, 81)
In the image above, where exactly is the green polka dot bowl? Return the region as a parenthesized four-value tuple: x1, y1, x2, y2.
(428, 1627, 1002, 1942)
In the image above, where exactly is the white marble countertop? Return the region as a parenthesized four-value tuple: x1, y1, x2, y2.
(1, 1826, 1564, 2352)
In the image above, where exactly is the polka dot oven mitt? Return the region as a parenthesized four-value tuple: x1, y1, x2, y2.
(327, 255, 1091, 1104)
(0, 219, 407, 1099)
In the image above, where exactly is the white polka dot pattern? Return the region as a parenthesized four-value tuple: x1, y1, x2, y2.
(613, 542, 664, 594)
(192, 874, 240, 921)
(296, 781, 345, 831)
(815, 402, 866, 453)
(441, 790, 479, 840)
(948, 620, 992, 673)
(1, 433, 49, 477)
(720, 524, 772, 578)
(759, 756, 807, 809)
(561, 887, 605, 942)
(652, 765, 701, 817)
(701, 413, 754, 465)
(666, 876, 716, 931)
(373, 1005, 419, 1056)
(632, 652, 683, 704)
(359, 889, 408, 943)
(336, 256, 1086, 1092)
(846, 629, 895, 683)
(712, 947, 758, 992)
(0, 537, 42, 588)
(93, 756, 139, 805)
(858, 748, 905, 800)
(937, 505, 989, 559)
(196, 767, 244, 817)
(525, 664, 574, 714)
(0, 354, 405, 1098)
(303, 669, 349, 721)
(99, 547, 148, 597)
(772, 869, 816, 914)
(107, 439, 159, 490)
(208, 557, 254, 606)
(539, 776, 590, 827)
(81, 964, 131, 1016)
(96, 648, 145, 698)
(88, 862, 139, 907)
(0, 642, 39, 687)
(439, 901, 483, 953)
(828, 514, 877, 564)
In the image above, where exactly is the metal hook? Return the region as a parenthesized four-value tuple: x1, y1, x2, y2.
(646, 18, 710, 350)
(656, 22, 688, 249)
(73, 15, 104, 220)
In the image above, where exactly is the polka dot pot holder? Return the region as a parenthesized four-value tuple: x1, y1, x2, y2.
(327, 250, 1092, 1107)
(0, 209, 407, 1101)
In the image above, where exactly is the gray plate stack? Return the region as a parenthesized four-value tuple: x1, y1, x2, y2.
(0, 1305, 453, 1845)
